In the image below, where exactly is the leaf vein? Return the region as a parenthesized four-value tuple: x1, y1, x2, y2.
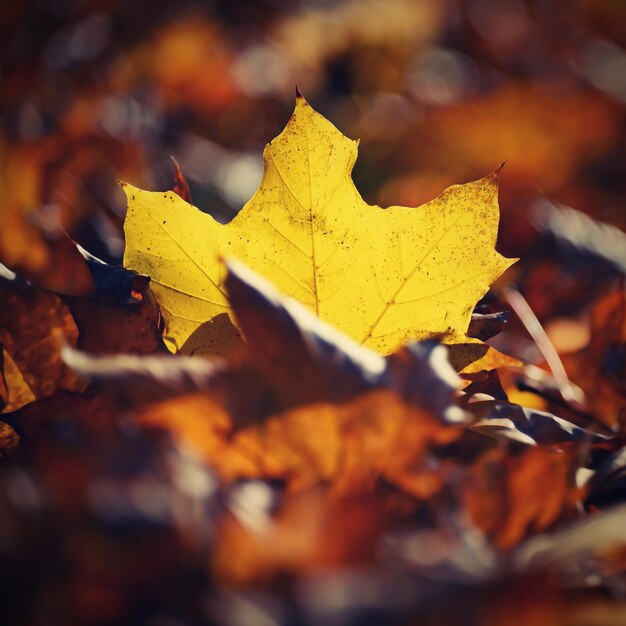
(360, 211, 468, 344)
(147, 213, 228, 300)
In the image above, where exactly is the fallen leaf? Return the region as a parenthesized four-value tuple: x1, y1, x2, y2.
(64, 252, 163, 357)
(65, 259, 465, 422)
(66, 293, 165, 357)
(141, 389, 458, 494)
(465, 398, 607, 447)
(123, 96, 515, 367)
(561, 283, 626, 431)
(0, 273, 84, 413)
(468, 310, 510, 342)
(65, 260, 464, 492)
(225, 258, 464, 420)
(533, 202, 626, 277)
(0, 421, 19, 455)
(463, 447, 579, 550)
(78, 245, 150, 305)
(513, 502, 626, 576)
(1, 348, 36, 411)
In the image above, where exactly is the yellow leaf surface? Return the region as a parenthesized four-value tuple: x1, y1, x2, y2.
(123, 96, 515, 359)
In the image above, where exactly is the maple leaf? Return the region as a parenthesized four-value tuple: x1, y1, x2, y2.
(123, 95, 516, 369)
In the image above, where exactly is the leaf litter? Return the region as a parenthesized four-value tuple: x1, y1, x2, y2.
(1, 97, 626, 626)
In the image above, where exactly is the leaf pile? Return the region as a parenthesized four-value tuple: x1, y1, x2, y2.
(2, 99, 626, 626)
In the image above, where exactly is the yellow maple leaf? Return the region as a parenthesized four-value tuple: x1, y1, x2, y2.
(123, 95, 516, 367)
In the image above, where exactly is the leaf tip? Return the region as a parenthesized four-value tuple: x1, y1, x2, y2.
(294, 86, 313, 111)
(169, 155, 192, 203)
(491, 162, 506, 181)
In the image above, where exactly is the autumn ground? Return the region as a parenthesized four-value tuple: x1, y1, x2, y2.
(1, 1, 626, 625)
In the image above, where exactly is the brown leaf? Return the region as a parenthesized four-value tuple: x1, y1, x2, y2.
(0, 421, 19, 455)
(463, 447, 580, 550)
(468, 310, 510, 342)
(0, 348, 36, 412)
(561, 282, 626, 431)
(0, 274, 84, 413)
(466, 398, 607, 447)
(66, 290, 165, 356)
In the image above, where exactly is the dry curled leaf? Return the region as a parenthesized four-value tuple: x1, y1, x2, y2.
(66, 291, 164, 357)
(465, 398, 606, 447)
(64, 259, 465, 421)
(66, 260, 464, 492)
(0, 273, 84, 413)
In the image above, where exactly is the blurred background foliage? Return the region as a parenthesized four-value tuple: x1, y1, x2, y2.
(1, 0, 624, 266)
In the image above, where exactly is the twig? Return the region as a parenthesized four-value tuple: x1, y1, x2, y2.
(502, 285, 585, 409)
